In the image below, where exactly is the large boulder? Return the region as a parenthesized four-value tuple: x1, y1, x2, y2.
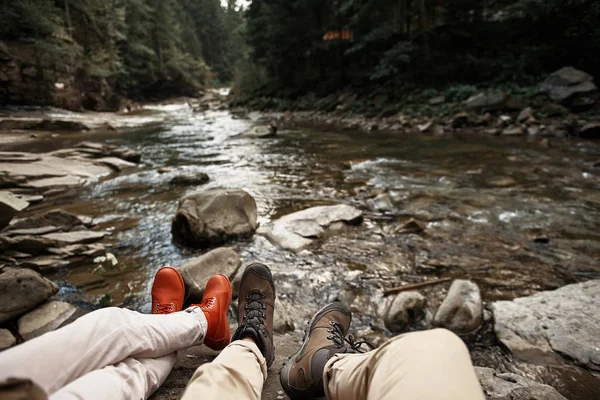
(179, 247, 242, 304)
(0, 191, 29, 229)
(433, 280, 483, 334)
(172, 188, 258, 247)
(384, 291, 431, 334)
(18, 301, 77, 340)
(492, 280, 600, 371)
(259, 204, 363, 252)
(0, 268, 58, 323)
(541, 67, 597, 102)
(475, 367, 566, 400)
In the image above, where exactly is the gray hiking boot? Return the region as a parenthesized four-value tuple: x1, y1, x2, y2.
(232, 263, 276, 368)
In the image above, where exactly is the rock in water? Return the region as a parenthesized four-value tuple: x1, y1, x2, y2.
(18, 301, 77, 340)
(475, 367, 567, 400)
(492, 280, 600, 371)
(241, 124, 277, 138)
(433, 280, 482, 333)
(0, 329, 16, 350)
(259, 204, 363, 252)
(384, 291, 431, 334)
(0, 191, 29, 229)
(172, 188, 258, 247)
(179, 247, 242, 304)
(170, 172, 210, 186)
(0, 268, 58, 323)
(541, 67, 597, 102)
(370, 193, 395, 212)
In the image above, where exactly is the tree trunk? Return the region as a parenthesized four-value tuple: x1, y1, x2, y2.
(418, 0, 430, 72)
(64, 0, 74, 69)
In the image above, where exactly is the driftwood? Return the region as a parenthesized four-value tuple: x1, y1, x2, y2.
(383, 277, 452, 296)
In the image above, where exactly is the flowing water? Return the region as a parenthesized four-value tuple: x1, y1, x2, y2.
(4, 103, 600, 399)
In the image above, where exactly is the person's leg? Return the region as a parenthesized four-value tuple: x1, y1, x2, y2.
(0, 306, 207, 396)
(182, 263, 277, 400)
(50, 353, 177, 400)
(182, 340, 267, 400)
(324, 328, 485, 400)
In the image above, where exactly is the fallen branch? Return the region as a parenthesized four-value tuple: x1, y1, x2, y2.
(383, 278, 452, 296)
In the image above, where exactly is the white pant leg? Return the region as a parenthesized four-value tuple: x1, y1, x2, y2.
(50, 353, 177, 400)
(0, 307, 207, 396)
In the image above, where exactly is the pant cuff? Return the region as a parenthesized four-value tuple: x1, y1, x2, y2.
(228, 340, 268, 382)
(184, 307, 208, 346)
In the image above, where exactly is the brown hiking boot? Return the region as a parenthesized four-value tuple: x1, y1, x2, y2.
(232, 263, 276, 368)
(280, 302, 371, 400)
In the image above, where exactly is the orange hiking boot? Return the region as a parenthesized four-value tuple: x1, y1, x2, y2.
(193, 274, 232, 351)
(151, 266, 185, 314)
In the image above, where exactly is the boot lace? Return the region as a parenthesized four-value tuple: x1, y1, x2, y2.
(242, 290, 268, 330)
(199, 298, 215, 311)
(155, 303, 175, 314)
(327, 321, 375, 353)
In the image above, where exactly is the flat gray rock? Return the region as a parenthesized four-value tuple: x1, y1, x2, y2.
(259, 204, 363, 252)
(2, 225, 61, 237)
(475, 367, 567, 400)
(0, 191, 29, 229)
(0, 329, 16, 350)
(6, 210, 87, 232)
(1, 235, 55, 254)
(492, 280, 600, 371)
(433, 279, 483, 333)
(180, 247, 242, 304)
(41, 230, 106, 246)
(94, 157, 137, 171)
(0, 268, 58, 323)
(18, 300, 77, 340)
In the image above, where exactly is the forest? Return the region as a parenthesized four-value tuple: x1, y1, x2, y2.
(1, 0, 599, 110)
(0, 0, 245, 109)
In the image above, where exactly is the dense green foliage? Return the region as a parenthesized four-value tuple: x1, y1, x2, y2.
(238, 0, 600, 100)
(0, 0, 245, 107)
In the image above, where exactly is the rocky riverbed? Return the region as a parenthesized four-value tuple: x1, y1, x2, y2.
(0, 96, 599, 399)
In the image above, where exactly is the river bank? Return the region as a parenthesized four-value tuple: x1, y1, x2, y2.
(0, 98, 599, 399)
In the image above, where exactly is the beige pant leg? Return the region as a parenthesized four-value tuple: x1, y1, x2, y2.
(324, 328, 485, 400)
(182, 340, 267, 400)
(50, 353, 177, 400)
(0, 307, 207, 397)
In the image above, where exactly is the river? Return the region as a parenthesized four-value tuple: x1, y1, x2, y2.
(3, 101, 600, 399)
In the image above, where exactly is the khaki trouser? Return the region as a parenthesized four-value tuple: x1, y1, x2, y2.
(181, 328, 484, 400)
(0, 307, 483, 400)
(324, 328, 485, 400)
